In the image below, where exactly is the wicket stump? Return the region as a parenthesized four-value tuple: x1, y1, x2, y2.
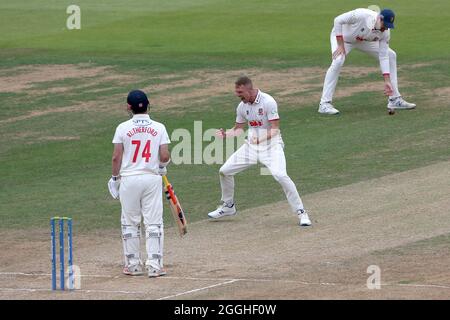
(51, 217, 74, 290)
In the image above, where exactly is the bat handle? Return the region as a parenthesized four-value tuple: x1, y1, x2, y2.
(162, 175, 170, 187)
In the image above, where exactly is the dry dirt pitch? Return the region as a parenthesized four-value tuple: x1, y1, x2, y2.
(1, 161, 449, 300)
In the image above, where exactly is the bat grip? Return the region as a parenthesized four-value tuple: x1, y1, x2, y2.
(163, 175, 177, 205)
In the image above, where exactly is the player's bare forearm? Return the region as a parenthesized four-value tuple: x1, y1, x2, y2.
(158, 144, 170, 175)
(112, 159, 121, 176)
(262, 120, 280, 142)
(332, 36, 346, 59)
(159, 144, 170, 163)
(112, 143, 123, 176)
(267, 128, 280, 140)
(250, 120, 280, 144)
(216, 122, 246, 138)
(227, 123, 246, 136)
(253, 129, 280, 144)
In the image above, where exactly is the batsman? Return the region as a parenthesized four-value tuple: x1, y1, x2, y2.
(208, 76, 311, 227)
(108, 90, 171, 278)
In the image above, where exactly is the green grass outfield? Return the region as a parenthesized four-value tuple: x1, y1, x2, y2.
(0, 0, 449, 230)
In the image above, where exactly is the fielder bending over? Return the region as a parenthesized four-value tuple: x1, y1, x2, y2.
(109, 90, 171, 277)
(208, 76, 311, 227)
(318, 8, 416, 115)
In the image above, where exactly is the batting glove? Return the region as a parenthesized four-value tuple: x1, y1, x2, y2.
(158, 166, 167, 176)
(158, 159, 170, 176)
(108, 176, 120, 200)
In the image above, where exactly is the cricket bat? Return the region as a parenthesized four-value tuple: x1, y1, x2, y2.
(162, 175, 187, 237)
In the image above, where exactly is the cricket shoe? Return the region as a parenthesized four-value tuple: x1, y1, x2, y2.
(207, 203, 237, 219)
(387, 96, 416, 110)
(148, 266, 167, 278)
(123, 264, 144, 276)
(297, 209, 312, 227)
(318, 102, 340, 115)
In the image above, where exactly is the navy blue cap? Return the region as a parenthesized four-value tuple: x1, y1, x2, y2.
(380, 9, 395, 29)
(127, 90, 149, 112)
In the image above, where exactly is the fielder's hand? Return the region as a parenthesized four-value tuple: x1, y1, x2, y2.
(108, 176, 120, 200)
(249, 136, 259, 144)
(215, 128, 226, 138)
(384, 82, 393, 96)
(332, 45, 346, 60)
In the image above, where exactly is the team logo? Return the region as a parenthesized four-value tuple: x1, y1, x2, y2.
(246, 110, 249, 115)
(249, 120, 262, 127)
(390, 16, 394, 23)
(361, 28, 365, 32)
(258, 108, 263, 115)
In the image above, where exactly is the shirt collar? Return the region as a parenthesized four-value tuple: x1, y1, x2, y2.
(132, 114, 152, 124)
(252, 90, 262, 105)
(133, 114, 150, 119)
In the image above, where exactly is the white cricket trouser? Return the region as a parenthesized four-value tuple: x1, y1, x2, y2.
(120, 174, 163, 268)
(320, 32, 401, 103)
(219, 141, 305, 213)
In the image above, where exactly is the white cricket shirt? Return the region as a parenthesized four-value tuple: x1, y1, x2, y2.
(235, 90, 282, 145)
(112, 114, 170, 177)
(332, 8, 391, 74)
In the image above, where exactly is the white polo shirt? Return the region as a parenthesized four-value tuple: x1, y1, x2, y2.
(332, 8, 391, 74)
(112, 114, 170, 177)
(235, 90, 282, 145)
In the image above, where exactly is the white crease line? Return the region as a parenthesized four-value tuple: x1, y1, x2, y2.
(384, 283, 450, 289)
(157, 279, 239, 300)
(0, 272, 320, 283)
(0, 272, 120, 279)
(2, 272, 450, 290)
(0, 287, 147, 295)
(0, 288, 50, 293)
(0, 272, 50, 276)
(166, 276, 334, 285)
(2, 280, 450, 297)
(0, 272, 224, 280)
(0, 272, 335, 285)
(76, 289, 145, 294)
